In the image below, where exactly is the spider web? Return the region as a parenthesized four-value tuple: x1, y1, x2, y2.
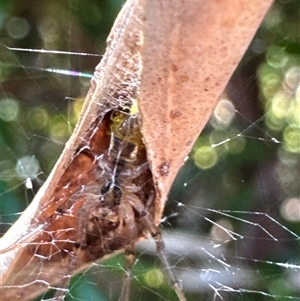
(0, 0, 299, 301)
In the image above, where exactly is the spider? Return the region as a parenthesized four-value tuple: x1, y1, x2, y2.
(64, 109, 186, 301)
(76, 109, 156, 259)
(19, 106, 186, 301)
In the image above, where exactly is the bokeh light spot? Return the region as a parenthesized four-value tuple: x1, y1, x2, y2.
(225, 135, 246, 154)
(270, 92, 291, 119)
(38, 18, 59, 44)
(0, 98, 19, 121)
(72, 98, 85, 121)
(287, 101, 300, 128)
(15, 156, 40, 180)
(280, 197, 300, 222)
(194, 146, 218, 170)
(266, 46, 288, 69)
(49, 119, 70, 143)
(265, 111, 285, 132)
(258, 63, 282, 99)
(283, 127, 300, 153)
(210, 219, 234, 242)
(5, 16, 30, 39)
(285, 66, 300, 91)
(212, 98, 235, 128)
(144, 268, 164, 288)
(28, 107, 49, 130)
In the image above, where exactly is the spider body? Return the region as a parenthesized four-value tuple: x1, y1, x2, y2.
(80, 108, 156, 261)
(27, 105, 156, 271)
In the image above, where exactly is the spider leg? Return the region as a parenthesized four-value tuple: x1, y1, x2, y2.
(128, 190, 187, 301)
(153, 230, 187, 301)
(53, 193, 99, 300)
(119, 245, 136, 301)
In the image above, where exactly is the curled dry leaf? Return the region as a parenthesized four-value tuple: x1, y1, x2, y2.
(0, 1, 146, 299)
(0, 0, 274, 300)
(140, 0, 274, 223)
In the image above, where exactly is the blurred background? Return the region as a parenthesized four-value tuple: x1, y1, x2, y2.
(0, 0, 299, 300)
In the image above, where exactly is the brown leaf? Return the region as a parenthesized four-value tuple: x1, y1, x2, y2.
(139, 0, 274, 223)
